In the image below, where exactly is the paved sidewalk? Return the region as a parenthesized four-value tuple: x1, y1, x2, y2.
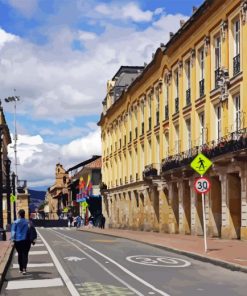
(81, 227, 247, 273)
(0, 233, 13, 289)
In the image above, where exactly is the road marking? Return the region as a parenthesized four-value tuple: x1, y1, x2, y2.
(33, 243, 45, 247)
(126, 255, 191, 268)
(15, 251, 48, 256)
(53, 231, 144, 296)
(52, 230, 170, 296)
(13, 263, 54, 268)
(64, 256, 86, 262)
(6, 278, 63, 290)
(37, 230, 80, 296)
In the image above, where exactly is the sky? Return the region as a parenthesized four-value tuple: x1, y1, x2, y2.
(0, 0, 203, 190)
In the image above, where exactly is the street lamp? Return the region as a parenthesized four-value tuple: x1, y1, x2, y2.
(4, 95, 20, 220)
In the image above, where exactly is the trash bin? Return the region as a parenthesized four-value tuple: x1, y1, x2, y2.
(0, 228, 7, 241)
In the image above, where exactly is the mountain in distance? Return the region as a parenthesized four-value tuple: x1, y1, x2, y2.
(29, 189, 46, 213)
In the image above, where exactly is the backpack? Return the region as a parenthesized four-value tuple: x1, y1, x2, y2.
(26, 223, 37, 245)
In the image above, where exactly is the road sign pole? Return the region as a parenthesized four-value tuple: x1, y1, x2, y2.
(201, 175, 207, 252)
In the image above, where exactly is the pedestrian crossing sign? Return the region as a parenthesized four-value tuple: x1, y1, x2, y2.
(10, 194, 17, 203)
(190, 153, 212, 175)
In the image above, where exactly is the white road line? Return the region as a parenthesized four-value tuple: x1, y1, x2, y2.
(16, 251, 48, 256)
(33, 243, 45, 247)
(53, 231, 144, 296)
(6, 278, 63, 290)
(52, 230, 170, 296)
(37, 230, 80, 296)
(13, 263, 54, 268)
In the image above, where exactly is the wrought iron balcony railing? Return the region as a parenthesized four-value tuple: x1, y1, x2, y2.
(186, 89, 191, 106)
(233, 54, 240, 76)
(165, 105, 169, 120)
(175, 97, 179, 113)
(199, 79, 205, 97)
(143, 163, 160, 179)
(161, 127, 247, 173)
(215, 68, 220, 88)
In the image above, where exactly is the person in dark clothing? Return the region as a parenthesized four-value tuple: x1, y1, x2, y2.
(11, 209, 32, 275)
(101, 215, 106, 229)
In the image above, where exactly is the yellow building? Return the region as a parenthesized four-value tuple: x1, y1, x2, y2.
(98, 0, 247, 239)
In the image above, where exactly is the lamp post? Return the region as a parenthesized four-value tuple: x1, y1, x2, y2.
(0, 126, 3, 229)
(4, 95, 20, 220)
(5, 158, 11, 226)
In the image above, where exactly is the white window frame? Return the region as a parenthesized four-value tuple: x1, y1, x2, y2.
(234, 94, 241, 131)
(215, 105, 221, 141)
(199, 48, 205, 80)
(215, 36, 221, 70)
(186, 119, 191, 150)
(199, 112, 205, 145)
(234, 19, 240, 57)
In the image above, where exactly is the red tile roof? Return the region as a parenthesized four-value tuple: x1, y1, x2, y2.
(85, 157, 102, 168)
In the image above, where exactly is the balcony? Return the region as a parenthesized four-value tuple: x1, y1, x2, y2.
(199, 79, 205, 97)
(141, 122, 144, 135)
(156, 111, 160, 126)
(215, 68, 220, 88)
(135, 127, 138, 139)
(165, 105, 169, 120)
(186, 89, 191, 106)
(148, 117, 152, 131)
(162, 127, 247, 173)
(99, 182, 107, 191)
(233, 54, 240, 76)
(175, 97, 179, 113)
(143, 163, 160, 179)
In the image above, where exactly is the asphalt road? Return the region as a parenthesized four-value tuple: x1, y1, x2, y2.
(1, 228, 247, 296)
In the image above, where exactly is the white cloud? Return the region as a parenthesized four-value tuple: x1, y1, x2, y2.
(7, 0, 38, 18)
(8, 128, 101, 187)
(78, 30, 97, 41)
(1, 3, 189, 188)
(0, 28, 18, 49)
(95, 2, 153, 22)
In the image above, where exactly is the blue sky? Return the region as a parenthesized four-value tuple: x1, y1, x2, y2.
(0, 0, 203, 187)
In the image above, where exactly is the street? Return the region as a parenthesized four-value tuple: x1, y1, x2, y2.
(1, 228, 247, 296)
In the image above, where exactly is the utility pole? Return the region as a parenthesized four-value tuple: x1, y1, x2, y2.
(5, 159, 11, 226)
(12, 172, 16, 220)
(0, 127, 2, 229)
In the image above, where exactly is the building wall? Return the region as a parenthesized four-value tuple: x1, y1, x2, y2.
(100, 0, 247, 239)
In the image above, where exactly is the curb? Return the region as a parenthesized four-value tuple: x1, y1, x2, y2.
(0, 243, 14, 291)
(81, 229, 247, 274)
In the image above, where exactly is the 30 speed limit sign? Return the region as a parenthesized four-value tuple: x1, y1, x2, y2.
(194, 177, 211, 194)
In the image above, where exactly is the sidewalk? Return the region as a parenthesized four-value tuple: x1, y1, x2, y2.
(81, 227, 247, 273)
(0, 233, 13, 289)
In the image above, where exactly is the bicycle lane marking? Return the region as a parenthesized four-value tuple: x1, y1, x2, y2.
(50, 229, 145, 296)
(51, 229, 171, 296)
(37, 229, 80, 296)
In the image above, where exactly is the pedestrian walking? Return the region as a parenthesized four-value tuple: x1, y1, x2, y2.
(11, 209, 37, 275)
(101, 215, 106, 229)
(76, 215, 82, 229)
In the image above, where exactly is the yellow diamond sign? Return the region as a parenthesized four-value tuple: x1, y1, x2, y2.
(190, 153, 212, 175)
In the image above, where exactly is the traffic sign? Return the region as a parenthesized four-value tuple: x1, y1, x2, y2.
(190, 153, 212, 175)
(194, 177, 211, 194)
(10, 194, 17, 203)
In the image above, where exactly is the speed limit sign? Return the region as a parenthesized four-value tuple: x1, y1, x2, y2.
(194, 177, 211, 194)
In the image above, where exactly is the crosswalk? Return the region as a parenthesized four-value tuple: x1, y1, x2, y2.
(5, 232, 66, 292)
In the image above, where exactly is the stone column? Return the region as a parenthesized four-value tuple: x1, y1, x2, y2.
(240, 166, 247, 239)
(219, 173, 229, 238)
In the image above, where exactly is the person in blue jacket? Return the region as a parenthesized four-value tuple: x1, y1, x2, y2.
(11, 209, 31, 275)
